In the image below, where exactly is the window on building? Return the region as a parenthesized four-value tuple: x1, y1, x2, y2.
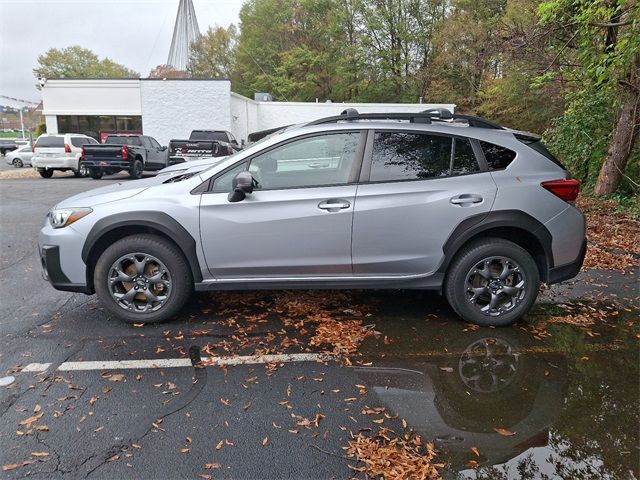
(57, 115, 142, 141)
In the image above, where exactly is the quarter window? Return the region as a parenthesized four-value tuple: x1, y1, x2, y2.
(480, 141, 516, 170)
(249, 133, 360, 190)
(211, 162, 248, 193)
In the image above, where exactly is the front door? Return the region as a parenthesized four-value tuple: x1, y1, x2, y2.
(352, 131, 497, 276)
(199, 131, 365, 278)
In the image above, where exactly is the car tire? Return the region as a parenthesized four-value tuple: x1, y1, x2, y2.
(12, 158, 23, 168)
(129, 159, 143, 179)
(94, 234, 193, 324)
(444, 238, 540, 327)
(38, 169, 54, 178)
(89, 168, 103, 179)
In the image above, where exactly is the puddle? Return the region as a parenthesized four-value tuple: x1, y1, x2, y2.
(357, 302, 639, 479)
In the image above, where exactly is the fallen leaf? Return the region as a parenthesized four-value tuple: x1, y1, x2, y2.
(107, 455, 119, 462)
(2, 464, 20, 471)
(34, 404, 42, 413)
(31, 452, 49, 457)
(204, 463, 220, 470)
(471, 447, 480, 457)
(89, 395, 99, 406)
(215, 440, 224, 450)
(132, 323, 145, 328)
(180, 448, 189, 454)
(19, 413, 43, 426)
(109, 374, 124, 382)
(186, 436, 192, 444)
(262, 436, 269, 446)
(493, 428, 516, 436)
(102, 387, 112, 394)
(33, 425, 49, 431)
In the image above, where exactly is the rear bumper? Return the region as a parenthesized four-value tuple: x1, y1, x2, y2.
(82, 159, 131, 169)
(546, 239, 587, 285)
(40, 245, 92, 294)
(32, 156, 78, 170)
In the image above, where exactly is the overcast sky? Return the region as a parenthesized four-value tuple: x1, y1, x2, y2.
(0, 0, 245, 105)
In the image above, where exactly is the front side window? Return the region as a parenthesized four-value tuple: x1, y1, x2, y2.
(248, 133, 360, 190)
(370, 132, 453, 182)
(211, 162, 248, 193)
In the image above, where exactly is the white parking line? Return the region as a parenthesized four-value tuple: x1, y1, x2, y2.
(21, 352, 329, 373)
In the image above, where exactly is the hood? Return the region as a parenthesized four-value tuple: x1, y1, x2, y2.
(55, 177, 163, 208)
(158, 156, 226, 175)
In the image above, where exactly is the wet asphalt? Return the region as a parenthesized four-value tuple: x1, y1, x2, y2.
(0, 176, 638, 479)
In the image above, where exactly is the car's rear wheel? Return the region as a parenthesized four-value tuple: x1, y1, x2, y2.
(89, 168, 103, 179)
(129, 159, 143, 179)
(12, 158, 23, 168)
(38, 168, 53, 178)
(445, 238, 540, 327)
(94, 234, 193, 324)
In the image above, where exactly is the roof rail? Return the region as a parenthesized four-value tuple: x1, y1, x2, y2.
(307, 108, 505, 130)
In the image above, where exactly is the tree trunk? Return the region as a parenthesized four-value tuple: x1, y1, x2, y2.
(594, 57, 640, 195)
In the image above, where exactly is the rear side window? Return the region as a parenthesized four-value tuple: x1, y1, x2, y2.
(452, 138, 480, 175)
(370, 132, 452, 182)
(480, 141, 516, 170)
(370, 132, 481, 182)
(70, 137, 91, 147)
(36, 136, 64, 148)
(190, 131, 228, 142)
(106, 136, 141, 146)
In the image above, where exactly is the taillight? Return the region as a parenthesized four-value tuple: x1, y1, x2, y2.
(81, 146, 86, 157)
(541, 179, 580, 202)
(64, 143, 71, 153)
(121, 145, 128, 157)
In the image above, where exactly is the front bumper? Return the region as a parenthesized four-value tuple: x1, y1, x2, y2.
(546, 239, 587, 285)
(40, 245, 92, 293)
(39, 221, 93, 294)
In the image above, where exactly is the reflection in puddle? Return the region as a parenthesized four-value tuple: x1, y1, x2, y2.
(355, 322, 639, 479)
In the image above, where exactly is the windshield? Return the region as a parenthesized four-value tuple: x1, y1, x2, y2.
(105, 136, 141, 146)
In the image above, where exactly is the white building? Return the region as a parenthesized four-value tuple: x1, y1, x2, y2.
(41, 79, 455, 145)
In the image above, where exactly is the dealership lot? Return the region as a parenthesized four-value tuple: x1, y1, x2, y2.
(0, 176, 638, 479)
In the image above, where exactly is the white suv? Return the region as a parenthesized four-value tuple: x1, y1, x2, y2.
(32, 133, 98, 178)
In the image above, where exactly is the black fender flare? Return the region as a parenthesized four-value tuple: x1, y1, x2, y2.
(81, 211, 203, 283)
(437, 210, 554, 276)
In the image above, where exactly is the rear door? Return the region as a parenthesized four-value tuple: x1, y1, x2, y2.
(352, 130, 497, 276)
(199, 131, 365, 278)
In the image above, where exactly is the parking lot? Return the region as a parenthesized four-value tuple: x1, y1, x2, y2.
(0, 175, 638, 479)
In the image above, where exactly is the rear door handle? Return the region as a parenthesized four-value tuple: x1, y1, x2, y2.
(318, 199, 351, 211)
(450, 194, 483, 206)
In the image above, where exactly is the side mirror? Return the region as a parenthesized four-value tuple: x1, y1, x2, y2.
(228, 171, 254, 202)
(161, 146, 167, 151)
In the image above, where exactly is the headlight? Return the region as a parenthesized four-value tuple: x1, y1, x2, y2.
(49, 208, 93, 228)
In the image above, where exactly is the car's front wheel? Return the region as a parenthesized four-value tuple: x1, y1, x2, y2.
(444, 238, 540, 327)
(12, 158, 23, 168)
(94, 234, 193, 324)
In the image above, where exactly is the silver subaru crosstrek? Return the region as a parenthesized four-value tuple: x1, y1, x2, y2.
(38, 110, 586, 327)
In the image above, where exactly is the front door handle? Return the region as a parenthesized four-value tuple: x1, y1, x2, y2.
(318, 199, 351, 211)
(450, 194, 483, 206)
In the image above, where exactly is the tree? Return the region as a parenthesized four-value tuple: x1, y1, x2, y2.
(33, 46, 139, 83)
(188, 25, 238, 78)
(538, 0, 640, 195)
(148, 64, 189, 78)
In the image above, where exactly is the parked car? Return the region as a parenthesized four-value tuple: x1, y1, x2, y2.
(0, 138, 20, 155)
(169, 130, 241, 164)
(38, 109, 586, 326)
(31, 133, 98, 178)
(5, 144, 34, 167)
(81, 134, 169, 179)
